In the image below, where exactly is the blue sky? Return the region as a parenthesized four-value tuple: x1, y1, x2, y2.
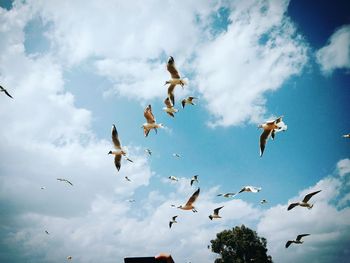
(0, 0, 350, 262)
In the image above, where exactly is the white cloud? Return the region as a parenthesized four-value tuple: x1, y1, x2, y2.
(195, 0, 308, 126)
(316, 25, 350, 75)
(336, 158, 350, 177)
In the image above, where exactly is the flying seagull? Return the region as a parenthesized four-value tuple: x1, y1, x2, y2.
(127, 199, 136, 203)
(40, 186, 46, 190)
(108, 124, 133, 172)
(0, 85, 13, 99)
(190, 175, 199, 186)
(125, 176, 131, 182)
(260, 199, 268, 204)
(287, 190, 321, 211)
(217, 192, 236, 198)
(181, 96, 197, 109)
(172, 153, 181, 158)
(343, 134, 350, 138)
(163, 97, 178, 117)
(57, 178, 73, 186)
(258, 116, 287, 157)
(209, 206, 224, 220)
(238, 186, 261, 194)
(168, 176, 179, 182)
(165, 56, 187, 105)
(145, 148, 152, 156)
(285, 234, 310, 248)
(45, 230, 50, 235)
(178, 188, 200, 212)
(67, 256, 72, 260)
(142, 105, 163, 137)
(169, 215, 178, 228)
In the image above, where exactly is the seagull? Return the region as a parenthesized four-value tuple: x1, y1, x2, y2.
(168, 176, 179, 182)
(40, 186, 46, 190)
(217, 192, 236, 198)
(178, 188, 200, 212)
(145, 149, 152, 156)
(125, 176, 131, 182)
(170, 204, 176, 207)
(142, 105, 163, 137)
(287, 190, 321, 211)
(45, 230, 50, 235)
(181, 96, 197, 108)
(108, 124, 133, 172)
(0, 85, 13, 99)
(342, 134, 350, 138)
(260, 199, 268, 204)
(238, 186, 261, 194)
(165, 56, 187, 105)
(163, 97, 178, 117)
(285, 234, 310, 248)
(190, 175, 199, 186)
(209, 206, 224, 220)
(172, 153, 181, 158)
(258, 116, 287, 157)
(57, 178, 73, 186)
(169, 215, 178, 228)
(127, 199, 136, 203)
(67, 256, 72, 260)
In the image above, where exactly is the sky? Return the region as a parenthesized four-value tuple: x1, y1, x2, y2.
(0, 0, 349, 262)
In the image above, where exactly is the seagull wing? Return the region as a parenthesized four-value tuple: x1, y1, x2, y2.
(114, 154, 122, 171)
(287, 202, 299, 211)
(285, 241, 293, 248)
(260, 129, 273, 157)
(275, 116, 283, 123)
(185, 188, 200, 206)
(164, 97, 173, 108)
(296, 234, 310, 241)
(181, 99, 186, 108)
(111, 125, 121, 149)
(144, 105, 155, 124)
(4, 89, 13, 98)
(167, 84, 176, 106)
(302, 190, 321, 203)
(213, 206, 224, 215)
(65, 179, 73, 186)
(190, 179, 194, 186)
(172, 215, 178, 220)
(167, 59, 181, 79)
(169, 221, 173, 228)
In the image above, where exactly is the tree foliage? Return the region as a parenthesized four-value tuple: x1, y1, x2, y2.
(210, 225, 273, 263)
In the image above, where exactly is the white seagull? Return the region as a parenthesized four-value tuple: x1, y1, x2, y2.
(168, 176, 179, 182)
(181, 96, 197, 108)
(178, 188, 200, 212)
(217, 192, 236, 198)
(238, 186, 261, 194)
(127, 199, 136, 203)
(260, 199, 268, 204)
(57, 178, 73, 186)
(108, 124, 133, 172)
(287, 190, 321, 211)
(165, 56, 187, 105)
(258, 116, 287, 157)
(190, 175, 199, 186)
(169, 215, 178, 228)
(342, 134, 350, 138)
(285, 234, 310, 248)
(163, 97, 178, 118)
(209, 206, 224, 220)
(142, 105, 163, 137)
(0, 85, 13, 99)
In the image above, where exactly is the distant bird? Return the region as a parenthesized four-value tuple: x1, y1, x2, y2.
(67, 256, 72, 260)
(45, 230, 50, 235)
(287, 190, 321, 211)
(125, 176, 131, 182)
(190, 175, 199, 186)
(145, 149, 152, 156)
(168, 176, 179, 182)
(285, 234, 310, 248)
(0, 85, 13, 99)
(343, 134, 350, 138)
(181, 96, 197, 108)
(178, 188, 200, 212)
(165, 56, 187, 105)
(170, 204, 176, 207)
(217, 192, 236, 198)
(258, 116, 287, 157)
(169, 215, 178, 228)
(127, 199, 136, 203)
(108, 124, 133, 172)
(260, 199, 268, 204)
(209, 206, 224, 220)
(57, 178, 73, 186)
(172, 153, 181, 158)
(142, 105, 163, 137)
(163, 97, 178, 117)
(40, 186, 46, 190)
(238, 186, 261, 194)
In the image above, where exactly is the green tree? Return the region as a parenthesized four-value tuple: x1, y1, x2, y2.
(210, 225, 273, 263)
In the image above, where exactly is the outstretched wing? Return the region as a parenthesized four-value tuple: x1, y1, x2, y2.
(213, 206, 224, 215)
(144, 105, 155, 124)
(185, 188, 200, 206)
(167, 84, 176, 106)
(275, 116, 283, 123)
(260, 129, 273, 157)
(285, 241, 293, 248)
(296, 234, 310, 241)
(167, 56, 181, 79)
(287, 202, 299, 211)
(111, 124, 121, 149)
(302, 190, 321, 203)
(164, 97, 173, 108)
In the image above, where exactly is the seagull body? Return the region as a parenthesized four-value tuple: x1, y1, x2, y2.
(260, 199, 268, 204)
(181, 96, 197, 108)
(209, 206, 224, 220)
(57, 178, 73, 186)
(169, 215, 178, 228)
(190, 175, 199, 186)
(142, 105, 163, 137)
(238, 186, 261, 194)
(108, 124, 133, 172)
(163, 97, 178, 117)
(168, 176, 179, 182)
(0, 85, 13, 99)
(258, 116, 287, 157)
(127, 199, 136, 203)
(343, 134, 350, 138)
(285, 234, 310, 248)
(217, 192, 236, 198)
(288, 190, 321, 210)
(165, 56, 187, 105)
(178, 188, 200, 212)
